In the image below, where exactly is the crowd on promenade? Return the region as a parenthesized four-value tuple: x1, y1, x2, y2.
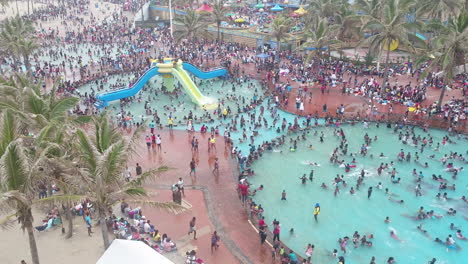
(1, 1, 467, 264)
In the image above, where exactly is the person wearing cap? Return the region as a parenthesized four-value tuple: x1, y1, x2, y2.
(314, 203, 320, 221)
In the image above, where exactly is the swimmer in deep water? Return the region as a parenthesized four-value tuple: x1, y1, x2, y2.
(299, 174, 307, 184)
(390, 230, 402, 241)
(388, 197, 404, 204)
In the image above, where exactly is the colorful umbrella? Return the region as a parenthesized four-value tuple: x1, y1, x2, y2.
(294, 6, 308, 16)
(197, 3, 213, 13)
(271, 4, 283, 11)
(235, 18, 245, 23)
(254, 3, 264, 8)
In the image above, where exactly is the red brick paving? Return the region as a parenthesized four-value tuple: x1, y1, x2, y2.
(128, 129, 272, 264)
(141, 189, 240, 264)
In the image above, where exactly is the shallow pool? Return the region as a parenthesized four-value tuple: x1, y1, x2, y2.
(249, 124, 467, 264)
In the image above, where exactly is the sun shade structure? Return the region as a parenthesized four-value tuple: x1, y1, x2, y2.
(271, 4, 284, 11)
(254, 3, 265, 8)
(235, 18, 245, 22)
(197, 3, 213, 12)
(96, 239, 175, 264)
(294, 6, 307, 15)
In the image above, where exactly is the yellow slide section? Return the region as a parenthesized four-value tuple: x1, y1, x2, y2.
(172, 67, 204, 103)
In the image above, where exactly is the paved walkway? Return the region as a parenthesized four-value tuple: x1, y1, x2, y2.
(128, 129, 276, 263)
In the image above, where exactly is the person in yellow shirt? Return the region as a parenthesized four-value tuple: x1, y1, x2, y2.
(209, 135, 216, 151)
(314, 203, 320, 222)
(168, 117, 173, 129)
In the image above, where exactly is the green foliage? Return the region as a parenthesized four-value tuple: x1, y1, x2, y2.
(174, 10, 209, 42)
(270, 16, 293, 51)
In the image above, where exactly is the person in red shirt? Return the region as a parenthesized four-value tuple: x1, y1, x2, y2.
(258, 216, 266, 228)
(238, 182, 248, 205)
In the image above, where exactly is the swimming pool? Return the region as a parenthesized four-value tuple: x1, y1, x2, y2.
(77, 67, 467, 264)
(82, 74, 264, 125)
(249, 124, 467, 264)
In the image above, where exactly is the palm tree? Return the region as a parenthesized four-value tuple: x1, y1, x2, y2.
(211, 0, 226, 41)
(306, 0, 343, 23)
(360, 0, 420, 95)
(0, 75, 88, 238)
(173, 10, 209, 42)
(0, 0, 9, 12)
(73, 113, 179, 249)
(0, 75, 81, 128)
(417, 12, 468, 106)
(335, 3, 361, 42)
(0, 110, 43, 264)
(270, 16, 292, 51)
(415, 0, 463, 21)
(0, 16, 36, 74)
(18, 39, 38, 76)
(354, 0, 382, 19)
(302, 19, 340, 59)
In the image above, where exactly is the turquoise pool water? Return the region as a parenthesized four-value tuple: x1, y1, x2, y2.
(249, 124, 467, 264)
(80, 74, 263, 124)
(73, 56, 466, 264)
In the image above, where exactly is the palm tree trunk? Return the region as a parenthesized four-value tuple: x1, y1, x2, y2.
(217, 22, 220, 41)
(381, 42, 391, 96)
(99, 207, 110, 249)
(25, 216, 40, 264)
(65, 202, 73, 239)
(27, 0, 30, 15)
(437, 83, 447, 108)
(23, 54, 32, 77)
(15, 0, 19, 14)
(376, 46, 382, 71)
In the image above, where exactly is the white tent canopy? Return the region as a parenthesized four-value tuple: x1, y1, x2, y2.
(96, 239, 175, 264)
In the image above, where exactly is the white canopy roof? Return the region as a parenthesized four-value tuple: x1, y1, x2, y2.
(96, 239, 175, 264)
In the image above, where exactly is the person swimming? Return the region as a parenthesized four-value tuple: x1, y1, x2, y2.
(390, 229, 402, 241)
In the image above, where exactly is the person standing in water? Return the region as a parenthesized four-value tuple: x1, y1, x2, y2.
(314, 203, 320, 222)
(368, 187, 373, 199)
(281, 190, 287, 200)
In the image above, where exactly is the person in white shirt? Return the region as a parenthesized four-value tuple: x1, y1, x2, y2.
(177, 178, 185, 197)
(144, 220, 151, 233)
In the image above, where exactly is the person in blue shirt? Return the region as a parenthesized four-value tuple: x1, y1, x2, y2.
(85, 213, 93, 236)
(288, 250, 298, 264)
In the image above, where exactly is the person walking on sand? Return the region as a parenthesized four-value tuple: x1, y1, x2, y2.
(188, 217, 197, 240)
(85, 212, 93, 236)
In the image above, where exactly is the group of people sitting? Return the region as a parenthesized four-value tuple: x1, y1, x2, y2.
(114, 200, 177, 254)
(35, 206, 62, 232)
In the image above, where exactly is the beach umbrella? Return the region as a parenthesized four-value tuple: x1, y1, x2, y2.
(294, 6, 308, 16)
(235, 18, 245, 23)
(197, 3, 213, 13)
(271, 4, 283, 11)
(254, 3, 265, 8)
(225, 12, 235, 17)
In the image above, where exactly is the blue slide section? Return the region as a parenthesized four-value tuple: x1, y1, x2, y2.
(182, 63, 228, 79)
(96, 67, 160, 107)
